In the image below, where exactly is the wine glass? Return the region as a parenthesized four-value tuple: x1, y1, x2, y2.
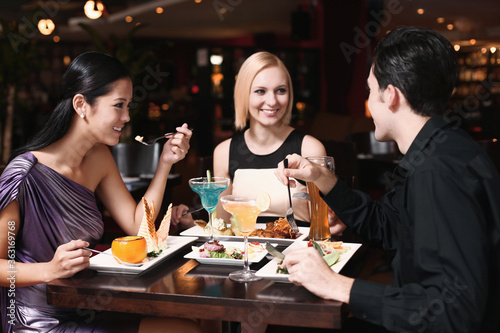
(189, 177, 230, 242)
(220, 195, 263, 282)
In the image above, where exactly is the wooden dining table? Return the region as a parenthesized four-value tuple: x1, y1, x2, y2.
(46, 236, 368, 332)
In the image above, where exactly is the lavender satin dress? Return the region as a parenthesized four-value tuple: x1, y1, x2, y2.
(1, 152, 141, 332)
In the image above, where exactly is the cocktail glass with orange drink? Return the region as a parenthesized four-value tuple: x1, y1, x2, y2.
(306, 156, 335, 241)
(220, 193, 270, 282)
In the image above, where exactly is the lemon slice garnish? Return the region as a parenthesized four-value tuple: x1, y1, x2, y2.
(256, 192, 271, 212)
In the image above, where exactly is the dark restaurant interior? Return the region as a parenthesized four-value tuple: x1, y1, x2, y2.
(1, 0, 500, 323)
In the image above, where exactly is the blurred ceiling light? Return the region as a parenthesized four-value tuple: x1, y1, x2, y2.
(417, 8, 424, 15)
(296, 102, 306, 112)
(437, 17, 445, 23)
(53, 35, 60, 43)
(470, 39, 476, 45)
(481, 48, 487, 53)
(447, 24, 454, 30)
(38, 19, 55, 35)
(125, 16, 133, 23)
(156, 7, 163, 14)
(63, 56, 71, 66)
(454, 44, 460, 51)
(210, 54, 223, 65)
(491, 47, 497, 53)
(84, 1, 104, 19)
(194, 0, 202, 3)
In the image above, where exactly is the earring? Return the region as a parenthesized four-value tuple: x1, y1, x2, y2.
(80, 113, 85, 119)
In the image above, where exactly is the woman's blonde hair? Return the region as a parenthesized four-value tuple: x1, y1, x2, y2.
(233, 51, 293, 130)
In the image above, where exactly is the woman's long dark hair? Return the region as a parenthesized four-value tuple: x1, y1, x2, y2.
(10, 51, 130, 161)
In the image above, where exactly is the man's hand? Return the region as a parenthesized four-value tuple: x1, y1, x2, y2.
(275, 154, 338, 195)
(328, 207, 346, 235)
(283, 246, 354, 303)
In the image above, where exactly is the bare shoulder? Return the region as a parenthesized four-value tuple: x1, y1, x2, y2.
(302, 135, 327, 157)
(84, 144, 116, 179)
(86, 143, 114, 162)
(213, 138, 231, 159)
(213, 138, 232, 177)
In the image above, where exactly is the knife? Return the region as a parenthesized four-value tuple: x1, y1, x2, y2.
(265, 242, 285, 260)
(181, 205, 204, 216)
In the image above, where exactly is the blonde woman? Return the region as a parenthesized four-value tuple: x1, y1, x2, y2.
(212, 51, 326, 224)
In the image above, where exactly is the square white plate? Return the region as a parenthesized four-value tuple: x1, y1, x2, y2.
(256, 241, 362, 281)
(184, 241, 274, 266)
(89, 236, 198, 275)
(180, 223, 308, 245)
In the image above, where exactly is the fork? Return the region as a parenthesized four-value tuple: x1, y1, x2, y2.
(83, 247, 143, 267)
(135, 128, 193, 146)
(283, 158, 299, 233)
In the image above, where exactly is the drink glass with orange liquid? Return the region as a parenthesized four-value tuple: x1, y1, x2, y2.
(220, 195, 263, 282)
(306, 156, 335, 241)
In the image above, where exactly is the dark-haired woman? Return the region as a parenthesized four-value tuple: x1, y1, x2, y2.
(0, 52, 201, 332)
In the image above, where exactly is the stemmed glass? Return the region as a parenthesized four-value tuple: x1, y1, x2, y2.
(189, 177, 230, 242)
(220, 195, 263, 282)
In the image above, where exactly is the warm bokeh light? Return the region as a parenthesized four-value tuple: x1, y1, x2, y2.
(161, 104, 170, 111)
(454, 44, 460, 51)
(481, 48, 487, 53)
(63, 56, 71, 66)
(125, 16, 133, 23)
(194, 0, 202, 3)
(38, 19, 55, 35)
(156, 7, 164, 14)
(53, 35, 60, 43)
(491, 47, 497, 53)
(447, 24, 454, 30)
(437, 17, 445, 23)
(84, 0, 104, 19)
(191, 85, 200, 94)
(210, 55, 223, 65)
(469, 39, 476, 45)
(417, 8, 424, 15)
(296, 102, 306, 112)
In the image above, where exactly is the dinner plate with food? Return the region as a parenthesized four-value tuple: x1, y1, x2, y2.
(184, 240, 274, 266)
(255, 240, 362, 281)
(180, 217, 308, 245)
(89, 198, 198, 274)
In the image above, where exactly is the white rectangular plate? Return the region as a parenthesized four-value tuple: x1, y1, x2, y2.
(184, 241, 274, 266)
(89, 236, 198, 275)
(180, 223, 308, 245)
(256, 241, 362, 281)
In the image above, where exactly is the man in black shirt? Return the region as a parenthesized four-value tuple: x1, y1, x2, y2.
(276, 27, 500, 332)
